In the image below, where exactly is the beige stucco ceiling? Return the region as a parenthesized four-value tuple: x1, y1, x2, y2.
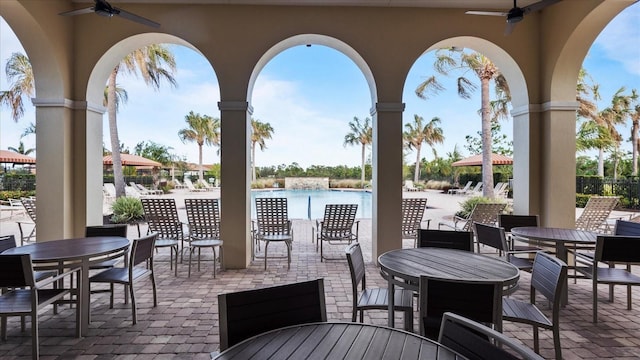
(71, 0, 548, 9)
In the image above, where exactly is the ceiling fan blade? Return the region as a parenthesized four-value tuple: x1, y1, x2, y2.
(112, 6, 161, 28)
(58, 7, 95, 17)
(465, 10, 508, 17)
(523, 0, 562, 15)
(504, 22, 517, 36)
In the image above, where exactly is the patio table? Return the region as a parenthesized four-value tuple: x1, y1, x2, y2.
(511, 226, 597, 305)
(212, 322, 466, 359)
(2, 236, 130, 336)
(378, 247, 520, 328)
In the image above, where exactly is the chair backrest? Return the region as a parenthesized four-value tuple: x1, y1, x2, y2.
(459, 181, 473, 192)
(470, 182, 483, 193)
(530, 252, 567, 315)
(575, 196, 619, 232)
(255, 197, 290, 235)
(595, 235, 640, 263)
(218, 278, 327, 351)
(0, 254, 35, 288)
(417, 229, 474, 252)
(0, 235, 17, 253)
(439, 312, 544, 360)
(183, 178, 198, 190)
(498, 214, 539, 233)
(419, 275, 502, 339)
(185, 198, 221, 239)
(467, 203, 507, 230)
(401, 198, 428, 239)
(141, 198, 183, 240)
(85, 224, 128, 238)
(21, 198, 37, 222)
(345, 243, 366, 298)
(130, 232, 157, 267)
(614, 219, 640, 236)
(103, 183, 117, 197)
(320, 204, 358, 238)
(474, 222, 508, 252)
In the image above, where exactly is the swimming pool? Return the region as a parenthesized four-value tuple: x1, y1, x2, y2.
(251, 189, 372, 219)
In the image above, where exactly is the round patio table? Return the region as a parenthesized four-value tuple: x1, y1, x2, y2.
(212, 322, 465, 359)
(2, 236, 130, 336)
(378, 247, 520, 328)
(510, 226, 597, 305)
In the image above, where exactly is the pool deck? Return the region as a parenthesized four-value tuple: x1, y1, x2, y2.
(1, 189, 640, 359)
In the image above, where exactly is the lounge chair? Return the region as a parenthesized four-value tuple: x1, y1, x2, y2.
(403, 180, 419, 192)
(447, 181, 472, 195)
(184, 178, 207, 192)
(464, 181, 483, 195)
(130, 182, 162, 195)
(438, 202, 506, 233)
(172, 179, 187, 189)
(197, 179, 216, 191)
(17, 198, 37, 245)
(575, 196, 619, 233)
(0, 198, 25, 219)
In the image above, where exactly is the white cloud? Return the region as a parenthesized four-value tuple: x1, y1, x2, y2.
(593, 3, 640, 76)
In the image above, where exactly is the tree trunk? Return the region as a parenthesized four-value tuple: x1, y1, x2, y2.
(633, 122, 638, 176)
(480, 77, 495, 198)
(598, 148, 605, 177)
(198, 143, 204, 182)
(414, 146, 421, 184)
(107, 67, 125, 198)
(252, 142, 257, 182)
(360, 143, 366, 188)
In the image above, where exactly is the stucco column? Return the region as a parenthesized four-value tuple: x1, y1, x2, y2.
(218, 101, 251, 269)
(512, 105, 541, 216)
(32, 98, 75, 241)
(539, 101, 579, 227)
(372, 102, 404, 263)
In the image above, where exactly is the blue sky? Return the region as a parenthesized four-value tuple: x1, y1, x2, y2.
(1, 3, 639, 168)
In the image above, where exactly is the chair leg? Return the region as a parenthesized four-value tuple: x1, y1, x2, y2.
(1, 315, 7, 340)
(403, 309, 413, 332)
(533, 325, 539, 353)
(212, 247, 217, 278)
(286, 241, 292, 270)
(130, 283, 137, 325)
(352, 308, 357, 322)
(32, 312, 39, 360)
(188, 246, 194, 278)
(109, 283, 115, 308)
(264, 241, 270, 270)
(151, 273, 158, 308)
(553, 325, 562, 360)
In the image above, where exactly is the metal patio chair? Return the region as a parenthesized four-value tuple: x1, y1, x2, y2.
(314, 204, 359, 262)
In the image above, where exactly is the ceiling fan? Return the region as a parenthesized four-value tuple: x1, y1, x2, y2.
(59, 0, 160, 28)
(466, 0, 561, 36)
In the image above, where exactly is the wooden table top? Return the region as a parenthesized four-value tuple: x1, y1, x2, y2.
(213, 322, 465, 360)
(378, 248, 520, 289)
(510, 226, 597, 244)
(2, 236, 130, 262)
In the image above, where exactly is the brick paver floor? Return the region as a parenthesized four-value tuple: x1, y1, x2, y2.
(1, 190, 639, 359)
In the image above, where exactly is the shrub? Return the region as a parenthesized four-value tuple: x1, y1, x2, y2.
(110, 196, 144, 224)
(424, 180, 451, 190)
(0, 190, 36, 201)
(575, 194, 591, 208)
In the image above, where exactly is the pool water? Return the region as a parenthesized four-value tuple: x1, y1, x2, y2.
(251, 189, 372, 219)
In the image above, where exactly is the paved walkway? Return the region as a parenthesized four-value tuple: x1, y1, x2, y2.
(1, 189, 639, 359)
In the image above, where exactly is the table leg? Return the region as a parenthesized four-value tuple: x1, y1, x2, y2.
(556, 242, 569, 306)
(387, 275, 395, 328)
(81, 258, 90, 336)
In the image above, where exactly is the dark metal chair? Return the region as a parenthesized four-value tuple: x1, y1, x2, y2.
(85, 224, 129, 270)
(439, 312, 544, 360)
(345, 243, 413, 331)
(474, 222, 534, 271)
(503, 251, 567, 359)
(0, 254, 81, 359)
(217, 278, 327, 351)
(253, 198, 293, 270)
(184, 198, 224, 278)
(141, 198, 182, 276)
(575, 235, 640, 323)
(419, 275, 502, 340)
(315, 204, 359, 261)
(89, 233, 158, 325)
(498, 214, 543, 252)
(417, 229, 474, 251)
(401, 198, 428, 247)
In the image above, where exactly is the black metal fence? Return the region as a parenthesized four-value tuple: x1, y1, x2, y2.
(576, 176, 640, 209)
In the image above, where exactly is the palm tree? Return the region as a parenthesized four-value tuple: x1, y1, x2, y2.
(178, 111, 220, 182)
(250, 118, 274, 182)
(415, 48, 510, 198)
(7, 141, 35, 155)
(629, 91, 640, 175)
(344, 116, 373, 188)
(107, 44, 177, 197)
(0, 52, 34, 122)
(404, 115, 444, 183)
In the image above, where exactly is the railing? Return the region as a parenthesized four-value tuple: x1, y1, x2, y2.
(576, 176, 640, 209)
